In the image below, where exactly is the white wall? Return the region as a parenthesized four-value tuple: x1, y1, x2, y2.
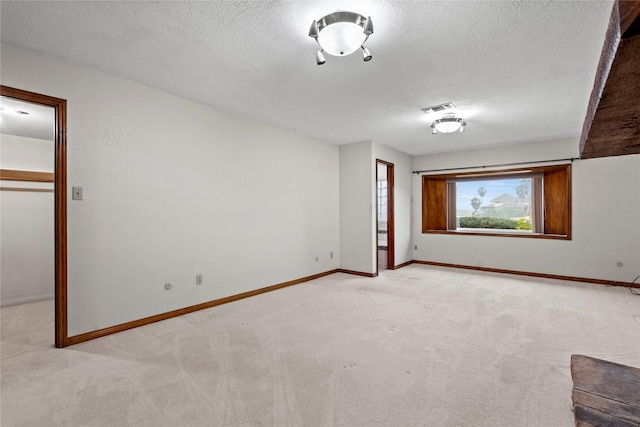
(4, 41, 636, 337)
(338, 141, 413, 274)
(1, 133, 54, 171)
(412, 138, 640, 283)
(339, 141, 375, 274)
(1, 43, 340, 336)
(373, 142, 413, 267)
(1, 134, 55, 306)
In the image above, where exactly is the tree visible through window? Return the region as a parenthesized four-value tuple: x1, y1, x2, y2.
(455, 177, 536, 232)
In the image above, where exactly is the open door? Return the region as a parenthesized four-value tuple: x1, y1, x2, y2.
(376, 160, 394, 273)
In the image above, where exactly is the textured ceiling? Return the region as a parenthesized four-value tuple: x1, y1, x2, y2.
(0, 1, 613, 155)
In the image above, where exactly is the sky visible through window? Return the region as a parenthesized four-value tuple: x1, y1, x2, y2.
(456, 178, 527, 217)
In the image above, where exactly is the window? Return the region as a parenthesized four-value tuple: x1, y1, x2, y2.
(377, 180, 388, 222)
(422, 164, 571, 239)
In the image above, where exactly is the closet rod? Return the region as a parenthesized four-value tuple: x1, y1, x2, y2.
(0, 187, 54, 193)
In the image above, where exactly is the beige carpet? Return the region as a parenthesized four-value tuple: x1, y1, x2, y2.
(2, 265, 639, 426)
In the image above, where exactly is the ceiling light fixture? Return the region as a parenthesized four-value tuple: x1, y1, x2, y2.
(431, 114, 466, 134)
(309, 11, 373, 65)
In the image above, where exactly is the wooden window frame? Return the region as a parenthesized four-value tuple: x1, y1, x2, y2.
(422, 164, 572, 240)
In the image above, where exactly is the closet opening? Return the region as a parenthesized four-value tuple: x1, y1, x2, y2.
(0, 86, 68, 347)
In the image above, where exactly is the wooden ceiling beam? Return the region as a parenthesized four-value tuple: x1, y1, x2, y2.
(579, 0, 640, 159)
(619, 0, 640, 35)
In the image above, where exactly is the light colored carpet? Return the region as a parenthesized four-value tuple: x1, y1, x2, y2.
(2, 265, 639, 426)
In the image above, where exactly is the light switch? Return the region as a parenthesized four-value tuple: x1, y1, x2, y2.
(72, 186, 83, 200)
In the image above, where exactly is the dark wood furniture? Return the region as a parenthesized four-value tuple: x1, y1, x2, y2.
(571, 354, 640, 426)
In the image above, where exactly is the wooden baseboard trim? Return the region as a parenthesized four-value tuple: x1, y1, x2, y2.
(66, 269, 339, 346)
(390, 260, 414, 270)
(65, 260, 636, 347)
(337, 269, 377, 277)
(412, 260, 639, 288)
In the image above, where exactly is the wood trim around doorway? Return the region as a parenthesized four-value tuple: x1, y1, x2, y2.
(1, 85, 68, 348)
(376, 159, 395, 272)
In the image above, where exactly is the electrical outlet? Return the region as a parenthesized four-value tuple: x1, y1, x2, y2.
(315, 256, 319, 262)
(330, 252, 333, 259)
(196, 274, 203, 285)
(414, 245, 418, 250)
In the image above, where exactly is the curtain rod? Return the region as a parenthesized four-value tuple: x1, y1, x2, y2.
(412, 157, 579, 174)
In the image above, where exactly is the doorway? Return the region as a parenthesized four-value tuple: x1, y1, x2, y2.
(376, 160, 394, 272)
(0, 86, 67, 348)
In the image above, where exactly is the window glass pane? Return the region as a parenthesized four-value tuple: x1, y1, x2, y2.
(377, 181, 387, 221)
(455, 178, 533, 232)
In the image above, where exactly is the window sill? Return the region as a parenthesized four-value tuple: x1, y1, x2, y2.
(424, 229, 571, 240)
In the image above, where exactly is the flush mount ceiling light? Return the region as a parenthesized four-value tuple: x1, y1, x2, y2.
(431, 114, 466, 134)
(309, 11, 373, 65)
